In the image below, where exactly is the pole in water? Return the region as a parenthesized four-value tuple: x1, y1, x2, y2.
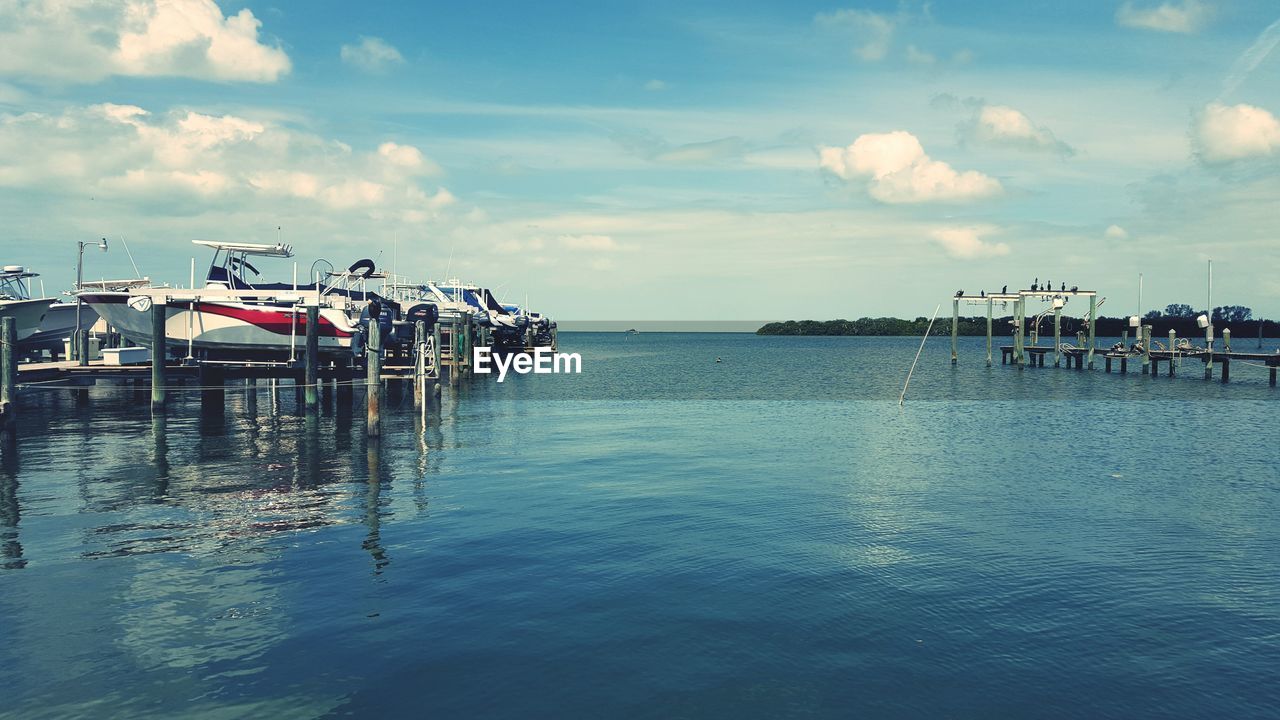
(1, 317, 16, 428)
(950, 297, 959, 365)
(367, 314, 382, 437)
(151, 301, 167, 412)
(900, 304, 941, 406)
(305, 304, 319, 412)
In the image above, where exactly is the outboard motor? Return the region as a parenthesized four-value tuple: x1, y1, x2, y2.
(359, 298, 395, 348)
(392, 303, 439, 345)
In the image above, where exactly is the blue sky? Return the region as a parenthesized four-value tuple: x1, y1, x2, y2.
(2, 0, 1279, 320)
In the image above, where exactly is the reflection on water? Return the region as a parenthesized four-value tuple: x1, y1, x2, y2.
(1, 335, 1277, 719)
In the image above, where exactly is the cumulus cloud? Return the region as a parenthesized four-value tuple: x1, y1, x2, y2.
(966, 104, 1075, 156)
(819, 131, 1002, 204)
(930, 227, 1010, 259)
(815, 8, 896, 61)
(0, 0, 290, 83)
(340, 36, 405, 73)
(1105, 224, 1130, 240)
(1193, 102, 1280, 164)
(0, 103, 453, 222)
(1116, 1, 1211, 34)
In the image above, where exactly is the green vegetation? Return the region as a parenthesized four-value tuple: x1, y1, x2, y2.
(758, 306, 1279, 337)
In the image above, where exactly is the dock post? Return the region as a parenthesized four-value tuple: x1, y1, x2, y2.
(1087, 296, 1097, 369)
(151, 302, 167, 412)
(0, 317, 15, 428)
(305, 304, 319, 412)
(983, 295, 993, 366)
(1223, 328, 1231, 353)
(367, 317, 382, 437)
(1269, 366, 1276, 387)
(366, 315, 378, 435)
(1014, 296, 1025, 367)
(463, 314, 474, 378)
(1053, 306, 1062, 367)
(1141, 326, 1151, 375)
(1168, 330, 1176, 376)
(1205, 321, 1214, 380)
(951, 298, 959, 365)
(1105, 356, 1112, 373)
(432, 322, 443, 381)
(413, 320, 425, 408)
(78, 327, 89, 367)
(1221, 357, 1230, 383)
(199, 362, 224, 415)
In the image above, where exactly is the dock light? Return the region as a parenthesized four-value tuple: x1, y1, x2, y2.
(1129, 316, 1140, 328)
(1196, 314, 1209, 329)
(75, 237, 110, 366)
(1053, 298, 1065, 308)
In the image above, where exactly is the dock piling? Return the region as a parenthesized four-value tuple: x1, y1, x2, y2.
(985, 298, 993, 367)
(1, 318, 15, 427)
(366, 318, 382, 437)
(305, 305, 319, 412)
(151, 302, 167, 412)
(1087, 296, 1097, 369)
(1168, 330, 1176, 376)
(413, 320, 425, 408)
(950, 298, 958, 365)
(1221, 357, 1230, 383)
(1142, 326, 1151, 375)
(1014, 297, 1025, 367)
(1053, 306, 1062, 367)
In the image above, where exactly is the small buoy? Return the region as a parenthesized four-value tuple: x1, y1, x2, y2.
(715, 357, 722, 363)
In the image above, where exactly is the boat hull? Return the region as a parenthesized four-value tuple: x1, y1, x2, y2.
(20, 302, 99, 352)
(0, 298, 49, 341)
(81, 293, 356, 359)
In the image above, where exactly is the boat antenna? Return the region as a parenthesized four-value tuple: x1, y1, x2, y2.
(393, 230, 398, 283)
(118, 234, 142, 278)
(443, 234, 457, 283)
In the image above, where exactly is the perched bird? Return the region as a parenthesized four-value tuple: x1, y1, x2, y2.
(1045, 280, 1051, 293)
(980, 290, 986, 298)
(956, 289, 964, 297)
(1071, 285, 1078, 292)
(1061, 282, 1066, 292)
(1031, 282, 1038, 292)
(1001, 285, 1008, 294)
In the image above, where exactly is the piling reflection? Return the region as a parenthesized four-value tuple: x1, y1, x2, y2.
(1, 431, 23, 569)
(363, 440, 389, 574)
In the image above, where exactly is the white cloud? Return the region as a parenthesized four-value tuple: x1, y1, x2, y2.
(967, 104, 1075, 156)
(644, 79, 667, 91)
(1105, 224, 1130, 240)
(1194, 102, 1280, 163)
(905, 44, 935, 66)
(930, 227, 1010, 259)
(340, 36, 405, 73)
(815, 9, 896, 61)
(0, 103, 452, 222)
(0, 0, 290, 83)
(558, 234, 619, 251)
(819, 130, 1002, 204)
(1116, 1, 1211, 34)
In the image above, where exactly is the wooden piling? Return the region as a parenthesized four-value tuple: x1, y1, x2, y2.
(1087, 296, 1097, 369)
(1168, 329, 1176, 377)
(1105, 356, 1112, 373)
(413, 320, 425, 408)
(1221, 357, 1230, 383)
(1013, 297, 1025, 367)
(1223, 328, 1231, 353)
(151, 302, 167, 412)
(1, 317, 15, 428)
(1269, 366, 1276, 387)
(985, 298, 993, 367)
(366, 317, 382, 437)
(950, 298, 959, 365)
(77, 328, 89, 367)
(1120, 356, 1128, 373)
(304, 304, 319, 412)
(1053, 306, 1062, 367)
(1141, 326, 1151, 375)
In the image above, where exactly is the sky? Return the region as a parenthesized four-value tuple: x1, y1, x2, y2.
(2, 0, 1279, 320)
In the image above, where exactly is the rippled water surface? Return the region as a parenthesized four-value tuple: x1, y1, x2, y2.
(2, 334, 1278, 718)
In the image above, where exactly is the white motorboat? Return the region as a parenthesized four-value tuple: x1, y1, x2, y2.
(0, 266, 57, 343)
(78, 241, 375, 360)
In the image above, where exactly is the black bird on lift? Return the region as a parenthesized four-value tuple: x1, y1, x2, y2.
(980, 290, 986, 298)
(1001, 284, 1008, 294)
(955, 289, 964, 297)
(1061, 282, 1066, 292)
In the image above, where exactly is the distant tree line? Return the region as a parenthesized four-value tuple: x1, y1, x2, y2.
(757, 304, 1279, 337)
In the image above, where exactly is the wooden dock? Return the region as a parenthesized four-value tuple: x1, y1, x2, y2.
(999, 345, 1280, 385)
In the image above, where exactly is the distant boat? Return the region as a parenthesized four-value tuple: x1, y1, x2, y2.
(625, 328, 639, 334)
(1, 265, 92, 349)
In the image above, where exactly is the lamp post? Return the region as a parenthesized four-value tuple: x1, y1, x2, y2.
(75, 238, 108, 365)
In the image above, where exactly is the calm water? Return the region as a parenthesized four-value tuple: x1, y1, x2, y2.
(2, 334, 1278, 719)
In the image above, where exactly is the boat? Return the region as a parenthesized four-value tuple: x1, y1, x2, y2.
(78, 241, 382, 361)
(0, 266, 58, 344)
(0, 266, 104, 355)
